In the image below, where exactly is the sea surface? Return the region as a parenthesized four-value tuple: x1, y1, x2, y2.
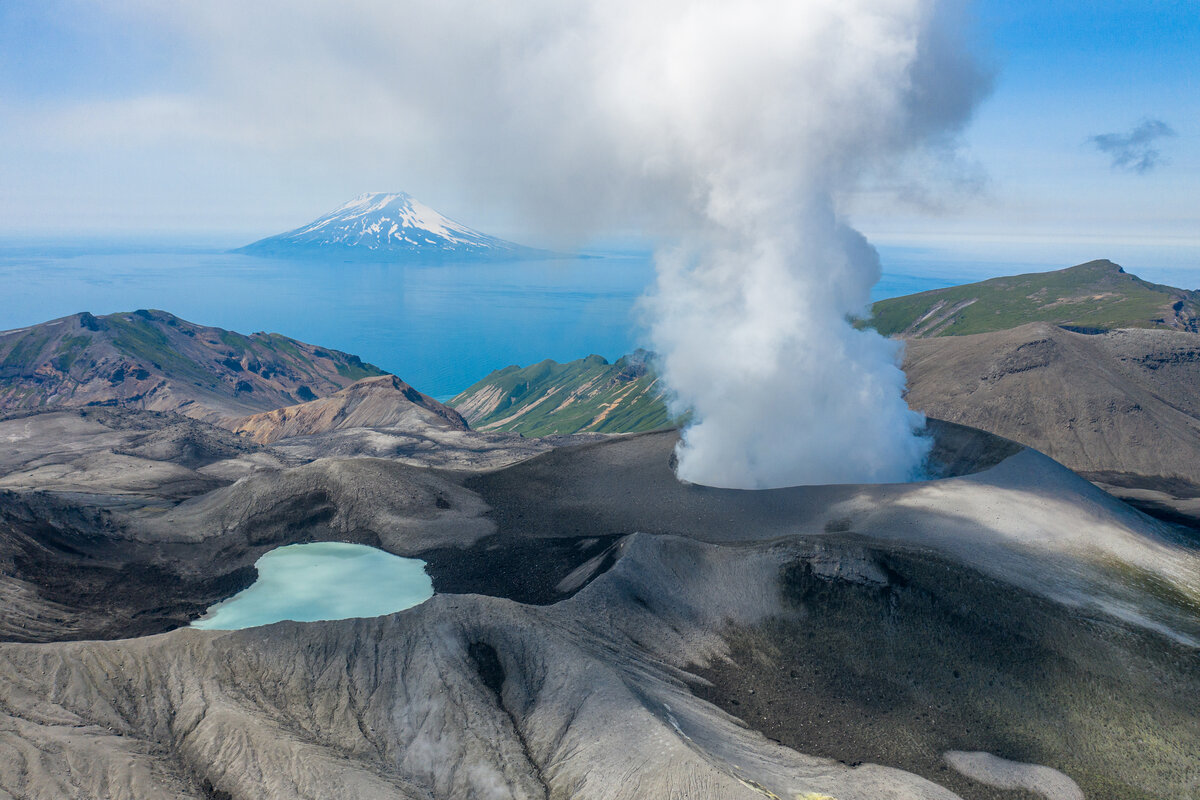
(0, 244, 655, 398)
(191, 542, 433, 630)
(2, 239, 1195, 398)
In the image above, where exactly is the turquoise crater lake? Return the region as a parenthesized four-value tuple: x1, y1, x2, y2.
(191, 542, 434, 630)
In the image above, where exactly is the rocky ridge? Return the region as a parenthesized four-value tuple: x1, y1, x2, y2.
(0, 412, 1195, 799)
(0, 310, 384, 423)
(231, 374, 468, 444)
(904, 322, 1200, 519)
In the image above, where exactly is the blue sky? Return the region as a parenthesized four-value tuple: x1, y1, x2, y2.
(857, 0, 1199, 268)
(0, 1, 1195, 269)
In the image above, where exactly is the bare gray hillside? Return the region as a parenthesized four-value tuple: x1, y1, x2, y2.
(904, 323, 1200, 521)
(230, 374, 468, 444)
(0, 408, 1196, 799)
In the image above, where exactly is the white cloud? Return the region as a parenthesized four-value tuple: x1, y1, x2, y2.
(1090, 119, 1176, 174)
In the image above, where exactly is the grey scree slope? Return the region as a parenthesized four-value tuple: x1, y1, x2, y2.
(0, 410, 1196, 800)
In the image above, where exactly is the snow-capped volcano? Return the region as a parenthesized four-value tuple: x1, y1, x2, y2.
(238, 193, 545, 259)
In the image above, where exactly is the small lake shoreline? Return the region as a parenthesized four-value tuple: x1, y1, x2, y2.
(191, 542, 434, 630)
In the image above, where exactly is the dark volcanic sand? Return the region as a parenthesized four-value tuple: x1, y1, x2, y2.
(689, 541, 1200, 800)
(421, 533, 624, 605)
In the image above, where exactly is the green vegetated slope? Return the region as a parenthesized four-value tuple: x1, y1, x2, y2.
(0, 309, 385, 421)
(451, 350, 672, 436)
(455, 259, 1200, 439)
(868, 259, 1200, 338)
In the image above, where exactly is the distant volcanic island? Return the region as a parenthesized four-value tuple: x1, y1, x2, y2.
(237, 192, 553, 260)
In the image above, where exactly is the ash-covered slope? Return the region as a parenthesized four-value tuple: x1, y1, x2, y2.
(231, 374, 468, 444)
(904, 323, 1200, 505)
(869, 259, 1200, 338)
(0, 416, 1197, 799)
(0, 407, 511, 642)
(11, 535, 1173, 800)
(238, 192, 549, 260)
(0, 310, 384, 423)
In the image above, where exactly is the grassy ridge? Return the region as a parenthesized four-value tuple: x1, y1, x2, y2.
(868, 260, 1200, 338)
(451, 351, 672, 436)
(454, 259, 1200, 438)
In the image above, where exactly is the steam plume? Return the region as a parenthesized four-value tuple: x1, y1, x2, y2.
(594, 0, 989, 487)
(142, 0, 988, 486)
(632, 3, 989, 487)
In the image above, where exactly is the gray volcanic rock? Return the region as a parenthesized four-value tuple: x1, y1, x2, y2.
(263, 425, 589, 471)
(0, 408, 492, 641)
(464, 428, 1200, 644)
(229, 374, 468, 444)
(0, 409, 1197, 799)
(0, 309, 385, 423)
(0, 538, 987, 800)
(0, 526, 1196, 799)
(903, 323, 1200, 521)
(0, 407, 286, 502)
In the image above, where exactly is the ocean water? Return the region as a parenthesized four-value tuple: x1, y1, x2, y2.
(191, 542, 433, 630)
(3, 239, 1194, 398)
(0, 243, 654, 398)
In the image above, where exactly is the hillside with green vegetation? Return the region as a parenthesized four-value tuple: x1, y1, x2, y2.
(867, 259, 1200, 338)
(450, 350, 672, 436)
(453, 259, 1200, 439)
(0, 309, 385, 422)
